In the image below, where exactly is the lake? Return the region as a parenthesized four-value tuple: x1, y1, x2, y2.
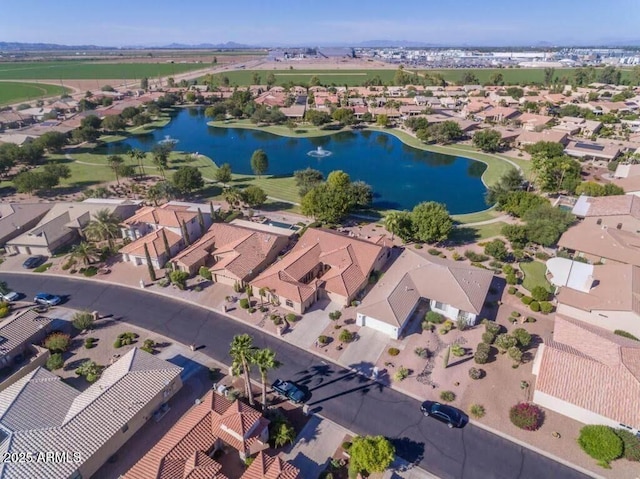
(109, 108, 488, 213)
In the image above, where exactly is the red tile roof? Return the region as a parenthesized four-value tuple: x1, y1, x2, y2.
(120, 227, 182, 259)
(124, 205, 198, 229)
(241, 451, 300, 479)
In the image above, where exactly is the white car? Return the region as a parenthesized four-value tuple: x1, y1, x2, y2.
(1, 292, 19, 303)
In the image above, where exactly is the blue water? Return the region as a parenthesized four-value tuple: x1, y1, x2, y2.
(108, 108, 488, 213)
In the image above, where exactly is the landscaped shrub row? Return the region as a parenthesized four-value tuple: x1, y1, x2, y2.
(464, 251, 489, 262)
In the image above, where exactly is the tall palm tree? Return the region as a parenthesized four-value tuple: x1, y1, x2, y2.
(70, 241, 99, 267)
(229, 334, 257, 406)
(384, 212, 401, 240)
(252, 348, 280, 409)
(128, 148, 146, 178)
(84, 209, 121, 250)
(107, 155, 124, 185)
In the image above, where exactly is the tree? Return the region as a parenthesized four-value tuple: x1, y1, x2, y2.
(512, 328, 532, 348)
(489, 72, 504, 86)
(498, 191, 549, 217)
(44, 332, 71, 353)
(531, 153, 581, 194)
(523, 204, 574, 246)
(272, 422, 296, 447)
(140, 77, 149, 90)
(70, 241, 99, 266)
(484, 239, 509, 261)
(197, 209, 206, 235)
(152, 143, 173, 179)
(84, 208, 121, 249)
(229, 334, 257, 406)
(349, 435, 395, 475)
(543, 67, 555, 86)
(214, 163, 232, 185)
(495, 334, 518, 354)
(384, 211, 414, 242)
(169, 270, 189, 289)
(101, 114, 125, 132)
(301, 171, 371, 223)
(161, 229, 172, 263)
(107, 155, 124, 185)
(485, 169, 525, 206)
(36, 131, 67, 153)
(172, 166, 204, 194)
(473, 129, 502, 152)
(376, 114, 390, 127)
(575, 181, 624, 197)
(460, 71, 479, 84)
(266, 72, 276, 87)
(81, 115, 102, 129)
(252, 348, 280, 408)
(411, 201, 453, 243)
(250, 149, 269, 178)
(242, 185, 267, 207)
(332, 108, 355, 125)
(128, 148, 147, 178)
(531, 286, 550, 302)
(13, 171, 58, 195)
(181, 219, 191, 246)
(144, 243, 156, 281)
(72, 311, 94, 331)
(525, 141, 565, 159)
(294, 167, 324, 197)
(304, 109, 331, 126)
(502, 224, 528, 249)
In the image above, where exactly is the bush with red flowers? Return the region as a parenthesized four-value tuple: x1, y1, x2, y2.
(509, 403, 544, 431)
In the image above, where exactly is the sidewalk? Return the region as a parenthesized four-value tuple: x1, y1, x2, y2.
(0, 262, 608, 479)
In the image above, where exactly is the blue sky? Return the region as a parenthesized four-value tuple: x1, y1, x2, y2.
(1, 0, 639, 46)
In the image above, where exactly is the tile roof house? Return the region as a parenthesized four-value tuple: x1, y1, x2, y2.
(171, 223, 290, 282)
(552, 260, 640, 337)
(251, 228, 390, 313)
(121, 202, 214, 269)
(514, 112, 554, 131)
(571, 194, 640, 232)
(564, 140, 620, 162)
(0, 203, 53, 247)
(0, 348, 182, 479)
(474, 106, 520, 123)
(5, 200, 140, 256)
(356, 249, 493, 339)
(612, 164, 640, 196)
(242, 451, 300, 479)
(124, 390, 275, 479)
(532, 316, 640, 433)
(515, 129, 569, 147)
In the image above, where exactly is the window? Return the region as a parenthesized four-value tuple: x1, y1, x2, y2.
(285, 299, 293, 307)
(596, 219, 602, 225)
(617, 223, 622, 230)
(434, 301, 445, 310)
(121, 423, 129, 433)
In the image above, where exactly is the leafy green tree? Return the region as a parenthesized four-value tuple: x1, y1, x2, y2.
(301, 171, 372, 223)
(101, 114, 126, 132)
(531, 286, 550, 302)
(84, 208, 121, 249)
(214, 163, 232, 185)
(44, 332, 71, 352)
(152, 143, 173, 179)
(495, 333, 518, 354)
(523, 204, 574, 246)
(349, 180, 373, 208)
(332, 108, 355, 125)
(489, 72, 504, 86)
(304, 109, 331, 126)
(250, 149, 269, 178)
(376, 114, 390, 127)
(384, 211, 414, 242)
(460, 71, 479, 84)
(498, 191, 549, 217)
(140, 77, 149, 90)
(229, 334, 257, 406)
(525, 141, 565, 159)
(169, 270, 189, 289)
(252, 348, 280, 408)
(349, 435, 395, 475)
(502, 224, 528, 249)
(266, 72, 277, 86)
(485, 169, 525, 206)
(172, 166, 204, 194)
(81, 115, 102, 129)
(411, 201, 453, 243)
(242, 185, 267, 207)
(44, 163, 70, 180)
(473, 129, 502, 152)
(418, 121, 463, 144)
(294, 167, 324, 197)
(575, 181, 624, 197)
(35, 131, 67, 153)
(484, 239, 509, 260)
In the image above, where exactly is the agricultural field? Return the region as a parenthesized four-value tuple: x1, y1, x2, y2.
(0, 61, 208, 80)
(211, 67, 635, 87)
(0, 81, 69, 106)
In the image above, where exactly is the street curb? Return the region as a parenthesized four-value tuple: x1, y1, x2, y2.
(3, 269, 597, 478)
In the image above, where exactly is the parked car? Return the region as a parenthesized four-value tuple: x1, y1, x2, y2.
(22, 255, 45, 269)
(1, 292, 20, 303)
(271, 379, 305, 404)
(420, 401, 464, 428)
(34, 293, 61, 306)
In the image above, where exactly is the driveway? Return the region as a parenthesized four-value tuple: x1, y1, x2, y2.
(285, 298, 336, 349)
(338, 326, 389, 375)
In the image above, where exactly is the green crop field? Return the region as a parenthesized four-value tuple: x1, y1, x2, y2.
(0, 61, 207, 80)
(0, 81, 70, 106)
(211, 67, 635, 87)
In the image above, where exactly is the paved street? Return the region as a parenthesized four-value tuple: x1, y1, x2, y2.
(4, 274, 590, 479)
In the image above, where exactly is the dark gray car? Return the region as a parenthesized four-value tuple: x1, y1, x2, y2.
(420, 400, 464, 428)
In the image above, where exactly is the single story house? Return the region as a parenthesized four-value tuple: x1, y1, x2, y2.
(252, 228, 390, 313)
(515, 129, 569, 148)
(532, 316, 640, 434)
(0, 348, 182, 479)
(124, 390, 277, 479)
(356, 249, 493, 339)
(0, 203, 53, 247)
(0, 309, 53, 375)
(5, 200, 140, 256)
(515, 112, 554, 131)
(171, 222, 290, 283)
(571, 194, 640, 232)
(545, 257, 594, 294)
(564, 140, 620, 162)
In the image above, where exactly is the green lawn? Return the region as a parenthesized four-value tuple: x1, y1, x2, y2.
(450, 221, 507, 244)
(210, 67, 635, 87)
(520, 260, 553, 293)
(0, 61, 207, 80)
(0, 81, 70, 106)
(451, 208, 499, 224)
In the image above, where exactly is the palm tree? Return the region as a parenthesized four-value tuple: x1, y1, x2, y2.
(252, 348, 280, 409)
(222, 187, 243, 209)
(258, 287, 267, 307)
(229, 334, 257, 406)
(128, 148, 146, 178)
(107, 155, 124, 185)
(384, 212, 401, 240)
(70, 241, 99, 267)
(273, 422, 296, 447)
(84, 209, 121, 250)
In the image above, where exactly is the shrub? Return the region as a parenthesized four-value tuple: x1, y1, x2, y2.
(507, 286, 517, 295)
(84, 337, 96, 349)
(440, 390, 456, 402)
(285, 313, 297, 322)
(482, 319, 501, 336)
(272, 316, 283, 325)
(521, 296, 533, 305)
(468, 367, 484, 380)
(199, 266, 212, 280)
(456, 317, 469, 331)
(141, 339, 155, 353)
(482, 331, 496, 344)
(72, 311, 94, 330)
(451, 344, 465, 357)
(249, 307, 256, 313)
(539, 301, 553, 314)
(474, 343, 490, 364)
(614, 330, 639, 341)
(46, 353, 64, 371)
(512, 328, 532, 348)
(508, 346, 523, 364)
(442, 319, 454, 331)
(421, 321, 435, 332)
(578, 425, 623, 468)
(509, 403, 544, 431)
(495, 334, 518, 353)
(414, 347, 429, 359)
(464, 250, 489, 262)
(118, 332, 138, 345)
(75, 360, 102, 383)
(34, 262, 53, 273)
(328, 310, 342, 320)
(614, 429, 640, 462)
(113, 338, 122, 348)
(510, 311, 521, 318)
(169, 270, 189, 289)
(342, 441, 352, 451)
(318, 335, 330, 345)
(394, 366, 409, 381)
(388, 347, 400, 356)
(43, 333, 71, 353)
(239, 298, 250, 309)
(157, 278, 170, 287)
(339, 329, 355, 343)
(534, 252, 550, 261)
(0, 303, 9, 319)
(452, 252, 462, 261)
(428, 248, 441, 256)
(83, 266, 98, 277)
(259, 305, 267, 313)
(531, 286, 549, 302)
(515, 291, 524, 298)
(425, 311, 444, 324)
(529, 301, 540, 312)
(526, 316, 537, 323)
(414, 243, 423, 249)
(470, 404, 486, 418)
(506, 273, 517, 285)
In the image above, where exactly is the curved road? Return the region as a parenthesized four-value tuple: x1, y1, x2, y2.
(4, 274, 589, 479)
